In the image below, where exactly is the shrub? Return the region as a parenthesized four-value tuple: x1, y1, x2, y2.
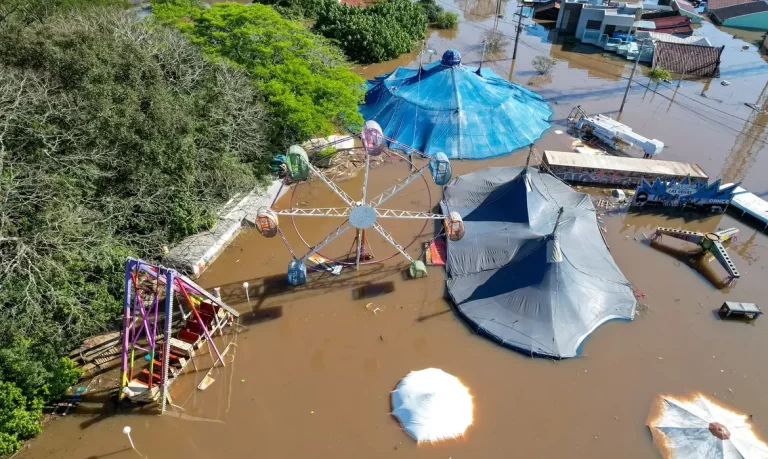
(435, 11, 458, 29)
(313, 0, 428, 64)
(532, 55, 556, 75)
(0, 340, 81, 454)
(417, 0, 457, 29)
(646, 66, 671, 82)
(484, 29, 508, 53)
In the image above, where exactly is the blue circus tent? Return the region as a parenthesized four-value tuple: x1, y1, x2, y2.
(359, 49, 552, 160)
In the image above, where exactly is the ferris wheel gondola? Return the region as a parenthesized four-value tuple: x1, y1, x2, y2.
(256, 124, 465, 285)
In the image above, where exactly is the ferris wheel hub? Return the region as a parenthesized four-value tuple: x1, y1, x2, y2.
(350, 204, 377, 229)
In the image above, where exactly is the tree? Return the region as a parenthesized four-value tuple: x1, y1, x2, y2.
(313, 0, 428, 64)
(0, 7, 269, 452)
(154, 1, 365, 146)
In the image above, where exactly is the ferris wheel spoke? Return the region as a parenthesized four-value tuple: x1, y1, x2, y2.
(362, 154, 370, 204)
(368, 165, 429, 208)
(306, 162, 355, 206)
(272, 208, 352, 217)
(300, 220, 353, 262)
(376, 209, 445, 219)
(372, 222, 413, 263)
(355, 229, 363, 269)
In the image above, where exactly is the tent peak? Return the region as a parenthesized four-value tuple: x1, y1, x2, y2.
(441, 49, 462, 67)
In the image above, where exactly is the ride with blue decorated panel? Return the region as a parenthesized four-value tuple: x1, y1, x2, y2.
(286, 145, 310, 181)
(287, 259, 307, 285)
(362, 120, 385, 156)
(256, 207, 279, 238)
(429, 152, 452, 186)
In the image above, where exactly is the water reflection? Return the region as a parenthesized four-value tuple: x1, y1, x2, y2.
(455, 0, 509, 21)
(719, 81, 768, 184)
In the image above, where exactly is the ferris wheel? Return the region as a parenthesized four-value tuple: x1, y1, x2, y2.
(255, 121, 466, 285)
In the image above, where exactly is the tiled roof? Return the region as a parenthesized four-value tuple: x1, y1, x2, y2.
(707, 0, 753, 11)
(648, 31, 712, 45)
(340, 0, 367, 6)
(639, 15, 694, 34)
(652, 41, 724, 77)
(711, 0, 768, 21)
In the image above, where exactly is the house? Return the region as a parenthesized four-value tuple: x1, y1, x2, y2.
(672, 0, 705, 22)
(556, 0, 644, 40)
(710, 0, 768, 29)
(533, 0, 561, 20)
(652, 40, 725, 76)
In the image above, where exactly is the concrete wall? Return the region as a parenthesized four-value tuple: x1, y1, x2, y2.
(576, 8, 606, 39)
(558, 2, 585, 32)
(723, 11, 768, 30)
(602, 13, 636, 34)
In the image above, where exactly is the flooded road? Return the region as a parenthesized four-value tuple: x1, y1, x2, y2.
(15, 1, 768, 458)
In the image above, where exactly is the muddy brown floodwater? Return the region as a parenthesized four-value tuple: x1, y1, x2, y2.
(15, 1, 768, 458)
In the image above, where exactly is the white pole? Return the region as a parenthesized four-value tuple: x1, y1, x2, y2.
(242, 282, 250, 307)
(123, 426, 135, 450)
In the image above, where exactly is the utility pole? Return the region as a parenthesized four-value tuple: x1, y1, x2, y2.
(512, 3, 528, 61)
(477, 39, 488, 74)
(618, 39, 647, 116)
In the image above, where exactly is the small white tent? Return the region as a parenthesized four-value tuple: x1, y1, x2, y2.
(648, 393, 768, 458)
(391, 368, 473, 443)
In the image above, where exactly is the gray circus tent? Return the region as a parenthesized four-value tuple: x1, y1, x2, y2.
(441, 166, 637, 359)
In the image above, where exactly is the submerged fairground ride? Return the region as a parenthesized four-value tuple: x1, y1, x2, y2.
(120, 258, 239, 412)
(255, 121, 466, 285)
(651, 227, 741, 287)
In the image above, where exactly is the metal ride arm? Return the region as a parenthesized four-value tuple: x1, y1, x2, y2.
(272, 208, 352, 217)
(307, 162, 355, 206)
(376, 209, 444, 219)
(652, 227, 704, 245)
(372, 222, 413, 263)
(715, 228, 739, 242)
(300, 220, 353, 262)
(368, 164, 429, 208)
(710, 241, 741, 279)
(272, 208, 443, 219)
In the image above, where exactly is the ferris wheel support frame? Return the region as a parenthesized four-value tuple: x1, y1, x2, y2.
(256, 122, 464, 285)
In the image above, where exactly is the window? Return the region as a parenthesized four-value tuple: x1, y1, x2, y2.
(586, 19, 602, 29)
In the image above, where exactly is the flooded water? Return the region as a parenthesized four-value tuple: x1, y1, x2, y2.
(16, 1, 768, 459)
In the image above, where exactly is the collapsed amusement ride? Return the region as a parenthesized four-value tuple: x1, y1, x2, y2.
(255, 121, 465, 285)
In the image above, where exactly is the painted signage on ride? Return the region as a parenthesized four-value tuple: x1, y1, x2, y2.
(631, 177, 738, 210)
(546, 164, 708, 188)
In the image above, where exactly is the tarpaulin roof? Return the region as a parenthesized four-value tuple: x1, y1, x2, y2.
(359, 50, 552, 160)
(441, 166, 637, 359)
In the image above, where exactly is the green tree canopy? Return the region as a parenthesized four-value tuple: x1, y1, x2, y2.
(153, 1, 365, 146)
(313, 0, 428, 64)
(0, 7, 269, 452)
